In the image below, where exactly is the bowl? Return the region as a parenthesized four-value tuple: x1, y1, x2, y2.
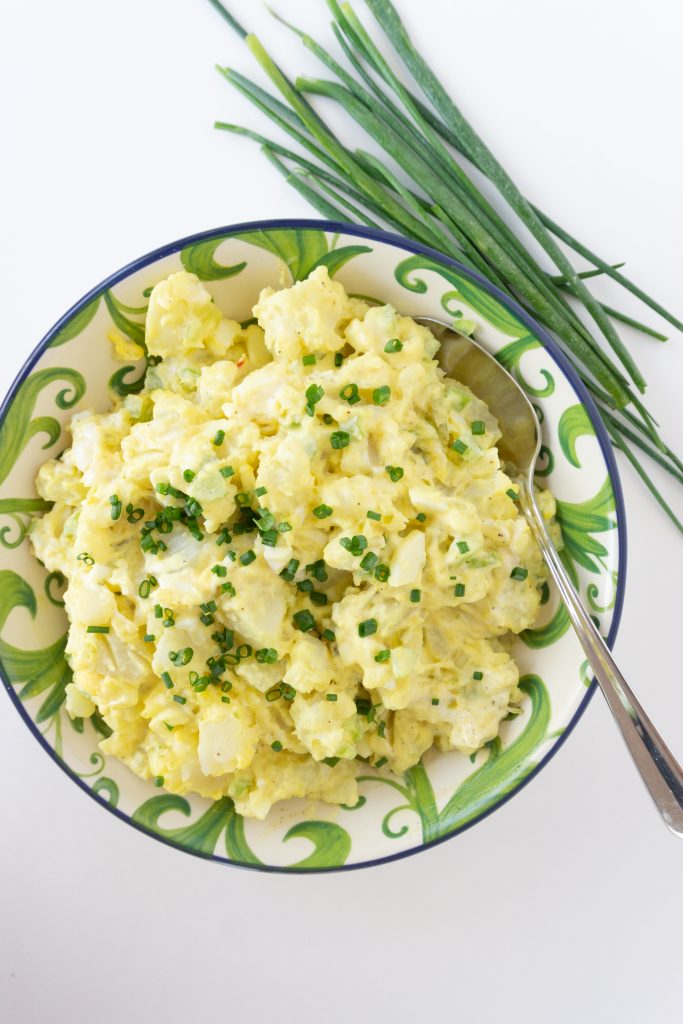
(0, 219, 625, 871)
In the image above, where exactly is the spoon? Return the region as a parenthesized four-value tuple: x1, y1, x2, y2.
(417, 316, 683, 838)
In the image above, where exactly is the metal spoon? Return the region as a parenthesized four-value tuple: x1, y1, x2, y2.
(418, 316, 683, 838)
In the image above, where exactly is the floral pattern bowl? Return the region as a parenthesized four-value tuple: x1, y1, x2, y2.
(0, 219, 625, 871)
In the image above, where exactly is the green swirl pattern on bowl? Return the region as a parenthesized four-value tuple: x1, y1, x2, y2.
(0, 222, 623, 871)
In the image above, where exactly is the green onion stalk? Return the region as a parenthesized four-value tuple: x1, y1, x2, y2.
(204, 0, 682, 533)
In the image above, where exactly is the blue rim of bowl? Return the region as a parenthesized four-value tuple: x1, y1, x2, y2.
(0, 218, 627, 873)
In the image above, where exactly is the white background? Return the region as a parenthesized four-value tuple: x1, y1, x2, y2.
(2, 1, 682, 1021)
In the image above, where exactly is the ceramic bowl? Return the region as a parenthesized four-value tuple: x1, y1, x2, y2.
(0, 219, 625, 871)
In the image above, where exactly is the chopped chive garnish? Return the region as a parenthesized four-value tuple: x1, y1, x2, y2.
(138, 578, 154, 599)
(240, 550, 256, 566)
(255, 648, 278, 664)
(169, 647, 193, 666)
(374, 564, 390, 583)
(86, 625, 109, 634)
(321, 628, 336, 642)
(281, 684, 296, 702)
(431, 698, 440, 705)
(374, 649, 391, 663)
(339, 383, 361, 405)
(340, 534, 368, 556)
(410, 589, 421, 603)
(375, 757, 388, 769)
(109, 495, 122, 520)
(236, 644, 252, 659)
(161, 672, 174, 689)
(235, 492, 250, 506)
(360, 551, 379, 571)
(280, 558, 300, 582)
(266, 685, 282, 702)
(293, 610, 316, 632)
(154, 604, 163, 618)
(325, 693, 338, 702)
(305, 383, 324, 412)
(200, 601, 217, 613)
(313, 503, 333, 519)
(471, 420, 486, 436)
(366, 510, 381, 521)
(384, 338, 403, 353)
(172, 694, 187, 705)
(372, 385, 391, 406)
(77, 552, 94, 565)
(278, 521, 292, 533)
(355, 698, 372, 717)
(385, 465, 404, 482)
(154, 776, 164, 787)
(416, 512, 427, 522)
(451, 438, 468, 455)
(306, 559, 328, 582)
(220, 465, 235, 478)
(213, 429, 225, 446)
(199, 613, 214, 626)
(126, 503, 145, 523)
(330, 430, 350, 449)
(358, 618, 378, 638)
(156, 482, 169, 495)
(183, 469, 195, 483)
(454, 583, 466, 597)
(143, 634, 155, 643)
(260, 529, 278, 547)
(323, 756, 340, 767)
(457, 540, 470, 554)
(473, 671, 484, 680)
(212, 564, 227, 577)
(302, 353, 316, 366)
(506, 488, 520, 501)
(216, 529, 232, 546)
(510, 566, 529, 581)
(164, 722, 174, 731)
(322, 413, 334, 425)
(220, 581, 236, 596)
(310, 591, 327, 606)
(334, 352, 344, 367)
(271, 740, 283, 752)
(255, 486, 268, 497)
(221, 695, 231, 703)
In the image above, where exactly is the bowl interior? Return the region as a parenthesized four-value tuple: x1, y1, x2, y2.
(0, 221, 624, 871)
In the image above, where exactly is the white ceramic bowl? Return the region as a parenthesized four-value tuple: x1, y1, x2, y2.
(0, 219, 625, 871)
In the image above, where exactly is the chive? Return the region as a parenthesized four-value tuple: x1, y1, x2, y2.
(297, 579, 314, 593)
(256, 647, 278, 663)
(164, 722, 174, 732)
(506, 488, 519, 501)
(372, 385, 391, 405)
(170, 647, 193, 666)
(161, 672, 174, 689)
(260, 529, 278, 547)
(306, 559, 328, 582)
(77, 552, 94, 565)
(266, 685, 282, 702)
(471, 420, 486, 435)
(126, 503, 145, 523)
(334, 352, 344, 367)
(410, 589, 421, 603)
(86, 625, 109, 634)
(183, 469, 196, 483)
(237, 643, 253, 659)
(154, 604, 163, 618)
(366, 510, 381, 521)
(385, 465, 404, 481)
(340, 534, 367, 556)
(306, 383, 324, 409)
(374, 564, 390, 582)
(220, 695, 231, 703)
(322, 413, 334, 425)
(359, 551, 379, 571)
(221, 581, 237, 596)
(138, 578, 155, 599)
(321, 628, 336, 642)
(510, 566, 529, 581)
(384, 338, 403, 352)
(451, 438, 468, 454)
(279, 521, 292, 532)
(313, 503, 333, 519)
(302, 353, 316, 365)
(154, 776, 164, 787)
(375, 756, 388, 769)
(213, 429, 225, 446)
(374, 649, 391, 662)
(155, 482, 169, 495)
(280, 558, 300, 582)
(220, 465, 235, 478)
(172, 694, 187, 705)
(330, 430, 350, 449)
(473, 671, 484, 680)
(416, 512, 427, 522)
(358, 618, 377, 637)
(431, 698, 440, 705)
(310, 590, 327, 606)
(339, 382, 361, 404)
(293, 609, 316, 632)
(235, 492, 251, 506)
(212, 564, 228, 577)
(200, 600, 217, 613)
(456, 541, 469, 554)
(143, 634, 155, 643)
(240, 549, 256, 565)
(454, 583, 466, 597)
(109, 495, 122, 520)
(271, 740, 283, 751)
(199, 613, 214, 626)
(377, 720, 386, 738)
(355, 697, 372, 717)
(281, 683, 296, 702)
(255, 486, 268, 497)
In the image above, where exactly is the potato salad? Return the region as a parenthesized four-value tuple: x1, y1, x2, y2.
(31, 266, 555, 819)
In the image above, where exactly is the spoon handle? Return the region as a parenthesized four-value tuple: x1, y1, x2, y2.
(520, 479, 683, 837)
